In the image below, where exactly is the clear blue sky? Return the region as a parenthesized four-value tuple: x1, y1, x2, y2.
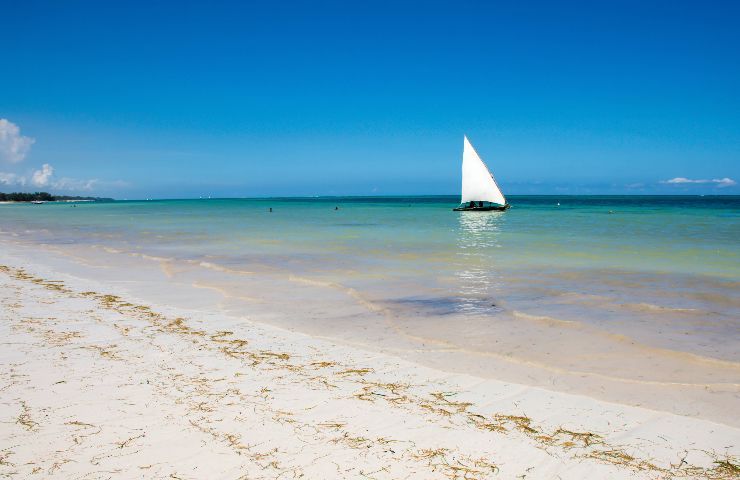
(1, 0, 738, 198)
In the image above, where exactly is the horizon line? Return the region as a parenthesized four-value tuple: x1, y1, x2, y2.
(104, 193, 740, 201)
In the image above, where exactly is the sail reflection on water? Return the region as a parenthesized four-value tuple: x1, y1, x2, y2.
(453, 212, 507, 314)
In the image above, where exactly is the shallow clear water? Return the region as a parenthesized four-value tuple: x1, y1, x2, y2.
(3, 195, 738, 267)
(3, 195, 738, 284)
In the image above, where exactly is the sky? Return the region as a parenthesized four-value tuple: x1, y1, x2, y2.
(1, 0, 739, 198)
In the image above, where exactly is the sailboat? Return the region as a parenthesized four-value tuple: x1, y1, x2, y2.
(453, 136, 510, 211)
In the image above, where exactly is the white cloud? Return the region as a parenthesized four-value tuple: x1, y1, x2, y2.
(664, 177, 704, 184)
(0, 119, 35, 164)
(0, 124, 126, 195)
(0, 172, 25, 186)
(712, 178, 736, 187)
(662, 177, 737, 188)
(0, 163, 115, 192)
(31, 163, 54, 187)
(711, 178, 736, 187)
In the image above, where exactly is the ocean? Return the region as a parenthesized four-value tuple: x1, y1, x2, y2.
(2, 195, 739, 418)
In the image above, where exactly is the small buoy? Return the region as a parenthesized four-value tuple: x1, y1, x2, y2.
(556, 202, 560, 206)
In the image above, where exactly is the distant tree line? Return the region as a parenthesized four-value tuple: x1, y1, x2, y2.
(0, 191, 55, 201)
(0, 191, 113, 202)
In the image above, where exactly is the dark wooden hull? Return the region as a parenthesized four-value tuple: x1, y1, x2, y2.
(454, 204, 510, 212)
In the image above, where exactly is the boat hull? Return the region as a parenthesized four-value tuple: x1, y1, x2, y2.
(453, 204, 510, 212)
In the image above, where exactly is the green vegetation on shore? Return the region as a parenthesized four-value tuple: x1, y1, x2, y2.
(0, 191, 113, 202)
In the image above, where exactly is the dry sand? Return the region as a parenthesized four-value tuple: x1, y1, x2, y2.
(0, 257, 739, 479)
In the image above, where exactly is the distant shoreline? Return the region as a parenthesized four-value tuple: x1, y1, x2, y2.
(0, 199, 102, 204)
(0, 191, 114, 203)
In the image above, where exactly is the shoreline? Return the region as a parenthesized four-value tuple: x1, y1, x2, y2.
(1, 233, 737, 428)
(1, 245, 738, 478)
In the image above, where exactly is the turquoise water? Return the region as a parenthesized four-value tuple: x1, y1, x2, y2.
(2, 195, 738, 278)
(3, 193, 738, 326)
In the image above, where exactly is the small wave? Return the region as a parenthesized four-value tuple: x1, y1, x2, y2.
(287, 274, 384, 313)
(96, 245, 174, 264)
(620, 302, 699, 313)
(556, 291, 703, 314)
(198, 261, 254, 275)
(190, 281, 262, 303)
(139, 253, 172, 263)
(512, 311, 582, 328)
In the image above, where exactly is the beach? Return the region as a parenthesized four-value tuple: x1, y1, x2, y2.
(5, 0, 740, 475)
(1, 196, 739, 478)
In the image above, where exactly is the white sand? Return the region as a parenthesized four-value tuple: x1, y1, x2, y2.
(0, 254, 739, 479)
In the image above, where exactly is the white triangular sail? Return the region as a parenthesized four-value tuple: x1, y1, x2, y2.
(461, 136, 506, 206)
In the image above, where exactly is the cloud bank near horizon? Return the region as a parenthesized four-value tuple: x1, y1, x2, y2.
(661, 177, 736, 187)
(0, 162, 118, 192)
(0, 118, 126, 193)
